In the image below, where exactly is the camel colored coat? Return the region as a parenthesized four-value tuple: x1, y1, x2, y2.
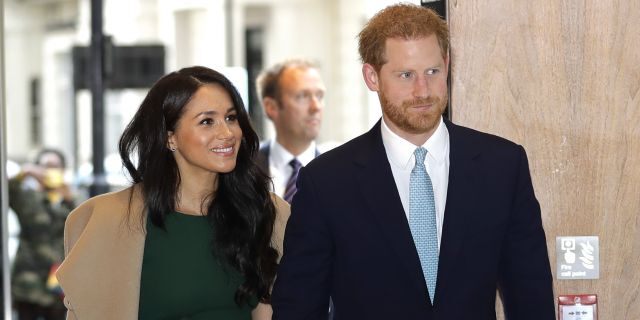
(56, 186, 290, 320)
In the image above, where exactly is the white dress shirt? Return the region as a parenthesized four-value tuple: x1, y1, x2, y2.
(267, 140, 318, 197)
(381, 116, 450, 248)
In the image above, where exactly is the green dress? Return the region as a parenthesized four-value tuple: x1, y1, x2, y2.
(138, 212, 254, 319)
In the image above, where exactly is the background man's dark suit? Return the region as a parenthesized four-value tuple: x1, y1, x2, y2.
(272, 119, 555, 319)
(256, 144, 271, 174)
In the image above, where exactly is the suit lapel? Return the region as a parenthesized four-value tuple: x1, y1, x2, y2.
(354, 122, 428, 297)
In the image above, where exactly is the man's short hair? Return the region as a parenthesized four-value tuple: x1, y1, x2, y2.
(256, 59, 319, 103)
(358, 4, 449, 72)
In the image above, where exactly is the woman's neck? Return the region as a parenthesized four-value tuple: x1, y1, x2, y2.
(175, 174, 217, 216)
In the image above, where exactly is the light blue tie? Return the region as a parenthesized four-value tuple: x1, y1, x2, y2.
(409, 147, 438, 303)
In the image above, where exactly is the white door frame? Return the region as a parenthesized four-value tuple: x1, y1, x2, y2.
(0, 0, 12, 318)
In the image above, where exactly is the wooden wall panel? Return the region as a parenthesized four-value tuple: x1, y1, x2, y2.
(448, 0, 640, 319)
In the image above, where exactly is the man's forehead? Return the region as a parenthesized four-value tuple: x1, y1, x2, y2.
(280, 67, 324, 88)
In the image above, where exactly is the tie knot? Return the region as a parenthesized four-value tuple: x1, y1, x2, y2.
(414, 147, 427, 165)
(289, 158, 302, 170)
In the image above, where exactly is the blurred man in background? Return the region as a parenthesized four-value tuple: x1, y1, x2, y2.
(255, 59, 326, 203)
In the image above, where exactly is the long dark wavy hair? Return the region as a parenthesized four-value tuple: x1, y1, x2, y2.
(118, 66, 278, 306)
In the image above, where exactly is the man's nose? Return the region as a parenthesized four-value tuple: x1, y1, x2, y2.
(309, 94, 323, 113)
(413, 76, 430, 98)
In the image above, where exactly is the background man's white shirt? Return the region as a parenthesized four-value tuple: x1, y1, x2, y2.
(268, 140, 318, 197)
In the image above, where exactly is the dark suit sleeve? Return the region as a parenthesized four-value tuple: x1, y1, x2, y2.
(498, 146, 555, 319)
(272, 166, 333, 320)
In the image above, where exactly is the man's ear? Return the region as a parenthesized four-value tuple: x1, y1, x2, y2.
(263, 97, 279, 121)
(362, 63, 380, 92)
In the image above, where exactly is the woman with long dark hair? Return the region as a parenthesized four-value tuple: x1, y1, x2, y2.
(56, 66, 289, 319)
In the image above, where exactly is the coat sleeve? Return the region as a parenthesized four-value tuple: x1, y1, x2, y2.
(62, 201, 95, 257)
(57, 199, 96, 319)
(270, 193, 291, 263)
(271, 167, 333, 320)
(498, 146, 555, 319)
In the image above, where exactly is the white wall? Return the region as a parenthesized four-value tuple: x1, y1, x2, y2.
(4, 1, 46, 160)
(4, 0, 421, 168)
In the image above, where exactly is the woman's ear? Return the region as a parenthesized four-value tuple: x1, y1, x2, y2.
(167, 131, 176, 151)
(362, 63, 380, 92)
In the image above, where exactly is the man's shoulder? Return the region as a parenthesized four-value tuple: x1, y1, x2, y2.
(306, 129, 376, 171)
(256, 141, 270, 171)
(258, 140, 271, 158)
(258, 141, 270, 155)
(447, 120, 523, 153)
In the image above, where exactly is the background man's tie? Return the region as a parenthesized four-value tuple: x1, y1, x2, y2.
(283, 158, 302, 203)
(409, 147, 439, 303)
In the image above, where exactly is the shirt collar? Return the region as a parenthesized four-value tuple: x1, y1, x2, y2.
(270, 139, 317, 169)
(381, 116, 449, 169)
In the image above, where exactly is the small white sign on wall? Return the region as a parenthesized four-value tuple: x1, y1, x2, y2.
(556, 236, 599, 280)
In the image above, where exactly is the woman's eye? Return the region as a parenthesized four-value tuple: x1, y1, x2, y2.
(225, 114, 238, 122)
(200, 118, 214, 125)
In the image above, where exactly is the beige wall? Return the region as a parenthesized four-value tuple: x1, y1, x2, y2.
(449, 1, 640, 319)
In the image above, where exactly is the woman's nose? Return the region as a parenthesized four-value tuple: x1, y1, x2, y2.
(215, 121, 234, 139)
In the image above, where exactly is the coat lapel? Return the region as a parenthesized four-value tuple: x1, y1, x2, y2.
(56, 187, 146, 319)
(353, 122, 428, 298)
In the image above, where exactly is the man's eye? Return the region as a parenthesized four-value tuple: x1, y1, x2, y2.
(296, 92, 310, 100)
(400, 72, 412, 79)
(426, 69, 440, 75)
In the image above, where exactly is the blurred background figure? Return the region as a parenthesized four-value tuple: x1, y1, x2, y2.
(256, 59, 334, 318)
(6, 159, 22, 265)
(256, 59, 326, 202)
(8, 148, 75, 320)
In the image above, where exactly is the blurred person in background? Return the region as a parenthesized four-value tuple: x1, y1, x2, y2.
(255, 59, 326, 203)
(6, 159, 22, 265)
(56, 66, 290, 319)
(9, 148, 75, 320)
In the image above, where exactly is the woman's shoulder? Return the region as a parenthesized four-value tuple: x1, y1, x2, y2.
(66, 185, 143, 229)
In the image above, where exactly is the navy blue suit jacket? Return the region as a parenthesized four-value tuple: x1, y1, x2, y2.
(272, 119, 555, 319)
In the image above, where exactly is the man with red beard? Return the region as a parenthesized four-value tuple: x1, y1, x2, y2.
(272, 4, 555, 320)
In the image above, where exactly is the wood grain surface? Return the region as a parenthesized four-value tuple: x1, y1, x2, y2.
(447, 0, 640, 318)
